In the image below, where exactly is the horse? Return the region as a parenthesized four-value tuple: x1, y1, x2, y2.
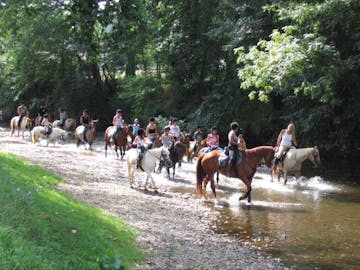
(10, 116, 32, 138)
(271, 146, 321, 185)
(104, 125, 133, 159)
(157, 141, 188, 179)
(53, 118, 77, 131)
(126, 147, 172, 190)
(74, 120, 98, 151)
(187, 138, 207, 162)
(196, 146, 275, 203)
(31, 126, 68, 146)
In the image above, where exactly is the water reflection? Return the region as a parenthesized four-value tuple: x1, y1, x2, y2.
(205, 175, 360, 269)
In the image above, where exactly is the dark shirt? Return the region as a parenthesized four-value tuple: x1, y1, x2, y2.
(38, 107, 47, 116)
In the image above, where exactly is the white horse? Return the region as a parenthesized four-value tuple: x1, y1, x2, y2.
(10, 116, 32, 138)
(272, 146, 321, 184)
(74, 120, 98, 151)
(126, 147, 172, 190)
(53, 118, 77, 131)
(32, 126, 68, 146)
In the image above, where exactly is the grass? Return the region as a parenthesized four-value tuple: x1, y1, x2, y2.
(0, 152, 143, 269)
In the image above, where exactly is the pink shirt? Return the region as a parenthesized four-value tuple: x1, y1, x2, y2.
(207, 134, 219, 147)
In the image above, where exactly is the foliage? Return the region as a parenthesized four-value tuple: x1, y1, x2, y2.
(0, 0, 359, 157)
(0, 153, 142, 269)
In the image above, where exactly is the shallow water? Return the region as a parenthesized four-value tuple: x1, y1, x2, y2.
(204, 172, 360, 269)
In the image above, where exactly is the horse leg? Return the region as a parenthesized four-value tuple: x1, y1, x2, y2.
(209, 175, 217, 199)
(284, 172, 288, 185)
(216, 172, 219, 184)
(172, 164, 175, 180)
(239, 177, 252, 202)
(202, 176, 210, 199)
(105, 142, 108, 157)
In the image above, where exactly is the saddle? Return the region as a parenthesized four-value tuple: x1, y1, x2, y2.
(218, 148, 243, 168)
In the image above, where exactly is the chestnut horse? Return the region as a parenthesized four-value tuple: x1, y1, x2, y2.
(196, 146, 274, 203)
(187, 139, 207, 162)
(104, 125, 133, 159)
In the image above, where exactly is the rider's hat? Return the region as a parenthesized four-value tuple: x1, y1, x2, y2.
(116, 109, 122, 113)
(211, 126, 218, 131)
(134, 118, 139, 122)
(171, 117, 178, 123)
(230, 121, 239, 129)
(196, 125, 202, 129)
(44, 114, 49, 117)
(149, 117, 155, 122)
(164, 126, 170, 131)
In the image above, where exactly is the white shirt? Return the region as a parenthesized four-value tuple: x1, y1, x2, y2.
(281, 132, 293, 147)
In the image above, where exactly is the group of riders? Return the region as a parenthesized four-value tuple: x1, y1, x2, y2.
(16, 102, 297, 174)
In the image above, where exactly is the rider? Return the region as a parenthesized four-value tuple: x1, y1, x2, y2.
(160, 126, 174, 149)
(274, 123, 298, 166)
(145, 117, 159, 147)
(37, 104, 48, 126)
(226, 122, 241, 177)
(17, 101, 29, 127)
(133, 128, 146, 169)
(193, 125, 203, 154)
(111, 109, 125, 142)
(58, 107, 68, 128)
(41, 114, 52, 136)
(79, 109, 91, 141)
(205, 126, 220, 152)
(132, 118, 140, 137)
(170, 117, 181, 141)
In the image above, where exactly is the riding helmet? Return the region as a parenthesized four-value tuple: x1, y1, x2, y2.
(164, 126, 170, 131)
(149, 117, 155, 122)
(116, 109, 122, 113)
(211, 126, 218, 131)
(172, 117, 178, 123)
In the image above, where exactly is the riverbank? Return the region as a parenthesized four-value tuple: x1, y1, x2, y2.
(0, 128, 287, 269)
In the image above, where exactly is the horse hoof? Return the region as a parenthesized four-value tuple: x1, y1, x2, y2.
(154, 189, 159, 194)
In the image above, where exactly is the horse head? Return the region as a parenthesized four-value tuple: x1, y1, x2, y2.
(160, 147, 172, 168)
(309, 146, 321, 167)
(90, 119, 98, 131)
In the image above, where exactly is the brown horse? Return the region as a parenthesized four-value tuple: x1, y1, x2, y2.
(196, 146, 274, 203)
(158, 141, 188, 179)
(104, 125, 133, 159)
(74, 119, 98, 151)
(187, 138, 207, 162)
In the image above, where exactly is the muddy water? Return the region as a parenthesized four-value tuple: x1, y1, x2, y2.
(174, 167, 360, 270)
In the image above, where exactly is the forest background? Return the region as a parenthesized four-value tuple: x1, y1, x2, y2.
(0, 0, 359, 164)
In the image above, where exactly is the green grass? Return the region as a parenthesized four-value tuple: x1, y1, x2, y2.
(0, 152, 143, 269)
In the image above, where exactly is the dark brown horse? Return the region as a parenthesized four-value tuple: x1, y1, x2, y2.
(104, 125, 133, 159)
(158, 141, 188, 179)
(196, 146, 274, 203)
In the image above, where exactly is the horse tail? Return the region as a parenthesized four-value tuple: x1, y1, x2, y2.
(196, 156, 205, 195)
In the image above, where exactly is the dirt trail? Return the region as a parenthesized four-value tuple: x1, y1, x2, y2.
(0, 128, 287, 270)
